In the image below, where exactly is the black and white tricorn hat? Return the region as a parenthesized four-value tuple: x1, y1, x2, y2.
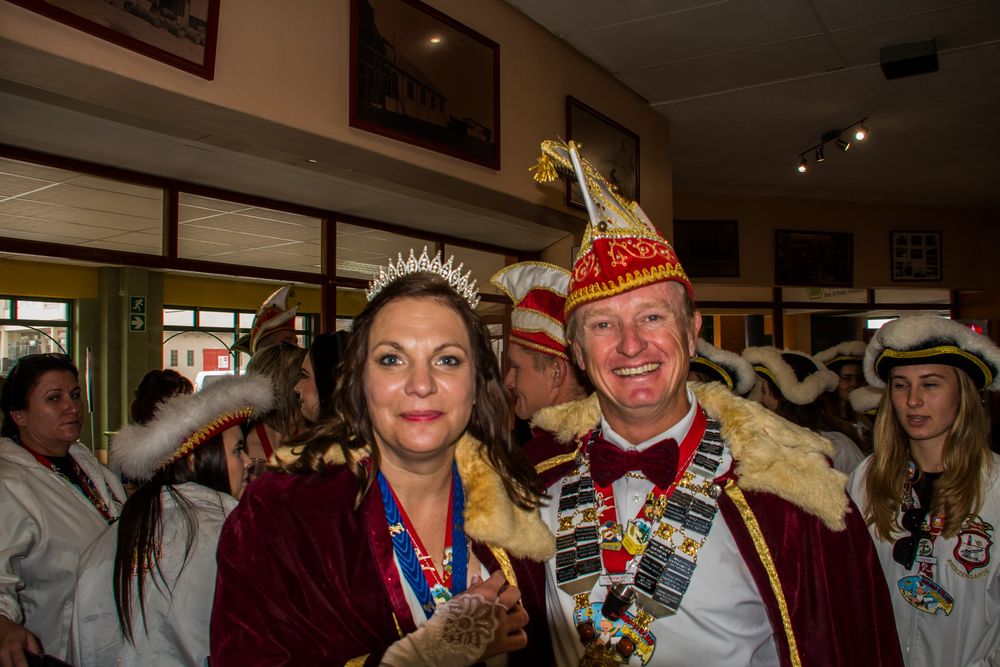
(690, 338, 756, 396)
(111, 375, 274, 482)
(864, 315, 1000, 391)
(814, 341, 866, 373)
(742, 346, 838, 405)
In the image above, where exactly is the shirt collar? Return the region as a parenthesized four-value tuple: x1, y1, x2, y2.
(600, 387, 698, 451)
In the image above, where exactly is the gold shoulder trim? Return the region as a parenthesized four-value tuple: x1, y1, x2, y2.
(724, 481, 802, 667)
(489, 545, 518, 586)
(535, 452, 576, 474)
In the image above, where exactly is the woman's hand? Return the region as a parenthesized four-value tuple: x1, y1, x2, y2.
(465, 571, 529, 660)
(0, 615, 42, 667)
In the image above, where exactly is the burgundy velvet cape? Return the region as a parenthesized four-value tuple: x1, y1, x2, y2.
(210, 466, 553, 666)
(526, 427, 904, 667)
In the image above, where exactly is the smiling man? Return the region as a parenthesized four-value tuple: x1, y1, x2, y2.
(525, 139, 903, 667)
(491, 262, 589, 445)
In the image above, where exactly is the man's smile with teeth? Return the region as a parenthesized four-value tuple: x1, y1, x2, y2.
(614, 362, 660, 377)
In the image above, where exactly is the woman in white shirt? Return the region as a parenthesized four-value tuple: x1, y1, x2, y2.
(71, 375, 272, 667)
(848, 315, 1000, 666)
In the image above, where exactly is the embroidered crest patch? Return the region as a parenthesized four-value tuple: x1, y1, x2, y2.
(953, 515, 994, 575)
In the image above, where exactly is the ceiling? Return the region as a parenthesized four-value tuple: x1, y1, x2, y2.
(506, 0, 1000, 211)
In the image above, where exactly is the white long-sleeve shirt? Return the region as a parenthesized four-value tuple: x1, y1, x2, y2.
(71, 482, 238, 667)
(0, 437, 124, 660)
(849, 454, 1000, 667)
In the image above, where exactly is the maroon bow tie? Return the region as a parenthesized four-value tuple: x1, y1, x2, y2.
(589, 436, 679, 488)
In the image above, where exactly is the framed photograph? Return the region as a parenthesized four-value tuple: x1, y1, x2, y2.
(775, 230, 853, 287)
(673, 220, 740, 278)
(566, 96, 639, 209)
(350, 0, 500, 169)
(891, 231, 942, 281)
(7, 0, 220, 79)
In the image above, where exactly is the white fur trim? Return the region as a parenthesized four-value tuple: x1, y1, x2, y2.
(864, 315, 1000, 390)
(693, 339, 756, 396)
(814, 341, 866, 367)
(849, 386, 883, 414)
(111, 375, 274, 481)
(741, 346, 838, 405)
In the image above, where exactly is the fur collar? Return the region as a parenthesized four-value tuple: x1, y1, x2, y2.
(531, 382, 848, 530)
(277, 434, 556, 561)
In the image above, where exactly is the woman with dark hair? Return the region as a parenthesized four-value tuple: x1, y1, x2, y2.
(743, 346, 866, 473)
(212, 249, 555, 666)
(244, 342, 306, 461)
(70, 375, 272, 666)
(0, 353, 125, 664)
(129, 369, 193, 425)
(849, 316, 1000, 666)
(295, 329, 349, 424)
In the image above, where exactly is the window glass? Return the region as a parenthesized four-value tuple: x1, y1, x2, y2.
(0, 325, 70, 374)
(0, 300, 11, 319)
(336, 223, 430, 280)
(0, 157, 163, 254)
(443, 245, 505, 296)
(238, 312, 256, 328)
(178, 193, 322, 273)
(164, 308, 195, 327)
(16, 300, 70, 321)
(199, 310, 235, 328)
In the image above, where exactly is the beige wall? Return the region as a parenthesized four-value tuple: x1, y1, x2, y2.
(0, 0, 672, 228)
(674, 192, 999, 289)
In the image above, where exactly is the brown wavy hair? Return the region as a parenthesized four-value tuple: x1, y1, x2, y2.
(279, 271, 542, 510)
(863, 366, 992, 541)
(246, 343, 306, 440)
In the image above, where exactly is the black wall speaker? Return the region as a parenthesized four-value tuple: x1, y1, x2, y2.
(880, 39, 939, 80)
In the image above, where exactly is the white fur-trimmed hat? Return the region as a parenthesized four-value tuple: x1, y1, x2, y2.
(690, 339, 756, 396)
(849, 385, 883, 415)
(742, 346, 838, 405)
(111, 375, 274, 481)
(814, 341, 866, 373)
(864, 315, 1000, 391)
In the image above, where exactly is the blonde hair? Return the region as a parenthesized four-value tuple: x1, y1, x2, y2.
(864, 366, 992, 541)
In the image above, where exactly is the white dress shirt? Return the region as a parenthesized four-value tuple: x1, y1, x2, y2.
(542, 391, 779, 666)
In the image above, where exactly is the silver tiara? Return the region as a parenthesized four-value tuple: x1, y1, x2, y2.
(366, 247, 481, 309)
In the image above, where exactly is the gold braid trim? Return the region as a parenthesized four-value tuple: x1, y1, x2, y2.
(163, 407, 254, 467)
(345, 656, 368, 667)
(752, 364, 777, 384)
(565, 264, 690, 314)
(724, 481, 802, 667)
(488, 545, 517, 586)
(511, 335, 569, 360)
(877, 345, 993, 386)
(534, 452, 577, 474)
(691, 356, 735, 390)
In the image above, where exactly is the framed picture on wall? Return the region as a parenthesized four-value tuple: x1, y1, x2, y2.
(350, 0, 501, 169)
(891, 231, 942, 281)
(566, 96, 639, 209)
(7, 0, 220, 79)
(775, 230, 853, 287)
(673, 220, 740, 278)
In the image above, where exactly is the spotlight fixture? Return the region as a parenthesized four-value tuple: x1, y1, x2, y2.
(793, 117, 869, 172)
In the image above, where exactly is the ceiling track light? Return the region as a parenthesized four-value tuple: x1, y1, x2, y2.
(793, 117, 869, 173)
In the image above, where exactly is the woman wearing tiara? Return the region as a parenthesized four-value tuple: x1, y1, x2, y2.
(211, 249, 556, 666)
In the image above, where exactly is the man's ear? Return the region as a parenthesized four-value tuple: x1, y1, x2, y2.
(571, 342, 586, 372)
(689, 311, 703, 357)
(551, 358, 566, 388)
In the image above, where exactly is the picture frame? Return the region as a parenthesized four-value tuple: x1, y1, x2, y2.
(891, 231, 942, 281)
(775, 230, 853, 287)
(350, 0, 501, 170)
(673, 220, 740, 278)
(7, 0, 220, 80)
(566, 96, 639, 209)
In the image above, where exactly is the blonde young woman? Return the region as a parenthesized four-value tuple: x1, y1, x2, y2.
(848, 316, 1000, 666)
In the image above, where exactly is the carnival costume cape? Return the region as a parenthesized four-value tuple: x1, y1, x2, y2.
(211, 433, 556, 666)
(526, 382, 903, 667)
